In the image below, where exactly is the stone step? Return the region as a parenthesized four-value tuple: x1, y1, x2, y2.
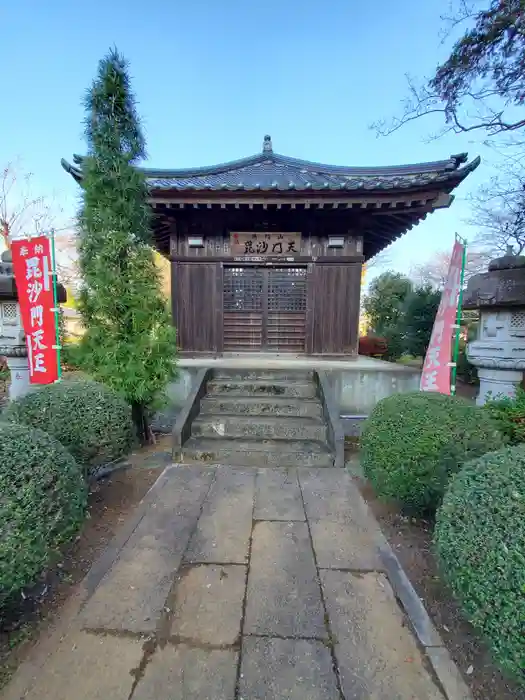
(192, 414, 327, 441)
(200, 395, 324, 419)
(206, 379, 317, 399)
(213, 369, 313, 382)
(179, 437, 334, 469)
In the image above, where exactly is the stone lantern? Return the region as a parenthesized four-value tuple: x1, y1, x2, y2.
(463, 248, 525, 405)
(0, 248, 66, 401)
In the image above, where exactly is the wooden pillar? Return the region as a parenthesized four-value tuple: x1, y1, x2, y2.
(169, 219, 178, 259)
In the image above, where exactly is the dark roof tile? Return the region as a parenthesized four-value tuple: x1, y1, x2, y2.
(61, 136, 480, 193)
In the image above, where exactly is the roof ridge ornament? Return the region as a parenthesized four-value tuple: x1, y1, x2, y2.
(450, 152, 468, 168)
(262, 135, 273, 154)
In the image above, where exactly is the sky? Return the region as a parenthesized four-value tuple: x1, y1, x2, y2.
(0, 0, 496, 276)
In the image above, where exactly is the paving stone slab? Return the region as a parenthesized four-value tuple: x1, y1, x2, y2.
(244, 521, 326, 638)
(254, 468, 305, 521)
(239, 637, 340, 700)
(170, 564, 246, 645)
(153, 465, 216, 518)
(310, 520, 383, 571)
(378, 539, 443, 648)
(321, 570, 445, 700)
(84, 465, 178, 596)
(80, 546, 180, 634)
(132, 645, 238, 700)
(426, 647, 473, 700)
(125, 511, 197, 555)
(20, 631, 143, 700)
(184, 468, 254, 564)
(299, 467, 372, 523)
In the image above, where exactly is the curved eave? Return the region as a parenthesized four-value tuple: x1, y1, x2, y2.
(61, 158, 83, 183)
(61, 153, 480, 190)
(441, 155, 481, 187)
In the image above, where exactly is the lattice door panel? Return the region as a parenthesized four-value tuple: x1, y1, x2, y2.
(223, 267, 263, 350)
(266, 268, 307, 352)
(223, 266, 307, 352)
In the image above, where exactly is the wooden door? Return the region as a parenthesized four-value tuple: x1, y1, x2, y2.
(223, 267, 264, 350)
(266, 267, 307, 352)
(223, 266, 307, 352)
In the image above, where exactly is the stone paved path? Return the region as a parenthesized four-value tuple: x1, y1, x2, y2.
(6, 466, 469, 700)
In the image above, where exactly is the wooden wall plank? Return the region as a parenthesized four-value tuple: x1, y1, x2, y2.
(305, 263, 315, 354)
(215, 263, 224, 354)
(172, 262, 218, 352)
(309, 263, 362, 355)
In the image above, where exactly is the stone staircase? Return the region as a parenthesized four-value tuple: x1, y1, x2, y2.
(177, 369, 335, 468)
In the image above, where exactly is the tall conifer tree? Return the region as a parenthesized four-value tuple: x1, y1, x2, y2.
(75, 48, 177, 442)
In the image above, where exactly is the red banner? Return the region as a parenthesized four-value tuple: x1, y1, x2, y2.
(11, 236, 59, 384)
(420, 240, 465, 394)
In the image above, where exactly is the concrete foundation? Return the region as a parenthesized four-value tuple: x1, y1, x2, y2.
(5, 353, 31, 401)
(154, 355, 420, 436)
(475, 366, 524, 406)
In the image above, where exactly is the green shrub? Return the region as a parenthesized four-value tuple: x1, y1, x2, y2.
(382, 326, 405, 361)
(434, 446, 525, 686)
(3, 378, 135, 475)
(360, 391, 504, 514)
(484, 387, 525, 444)
(0, 422, 86, 609)
(456, 340, 478, 385)
(0, 355, 8, 381)
(396, 354, 423, 367)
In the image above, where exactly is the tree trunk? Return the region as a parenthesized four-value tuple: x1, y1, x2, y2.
(131, 401, 152, 445)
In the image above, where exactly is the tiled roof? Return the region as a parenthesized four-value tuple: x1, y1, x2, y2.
(62, 135, 480, 193)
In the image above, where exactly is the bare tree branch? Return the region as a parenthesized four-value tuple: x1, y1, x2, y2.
(0, 160, 81, 287)
(54, 225, 80, 288)
(469, 177, 525, 255)
(372, 1, 525, 280)
(366, 250, 393, 271)
(0, 159, 60, 243)
(372, 75, 525, 138)
(372, 0, 525, 139)
(410, 248, 490, 288)
(439, 0, 482, 39)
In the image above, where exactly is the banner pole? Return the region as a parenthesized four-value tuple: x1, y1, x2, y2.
(50, 229, 62, 381)
(450, 234, 467, 395)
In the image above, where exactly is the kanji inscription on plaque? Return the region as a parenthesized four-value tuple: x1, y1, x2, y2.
(230, 232, 301, 257)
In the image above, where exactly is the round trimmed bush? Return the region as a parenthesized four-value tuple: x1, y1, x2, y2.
(3, 378, 135, 475)
(435, 446, 525, 686)
(0, 422, 87, 609)
(360, 391, 504, 514)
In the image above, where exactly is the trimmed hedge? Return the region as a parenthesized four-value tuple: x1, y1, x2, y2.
(484, 387, 525, 444)
(0, 422, 86, 609)
(435, 446, 525, 686)
(360, 391, 504, 514)
(3, 378, 135, 475)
